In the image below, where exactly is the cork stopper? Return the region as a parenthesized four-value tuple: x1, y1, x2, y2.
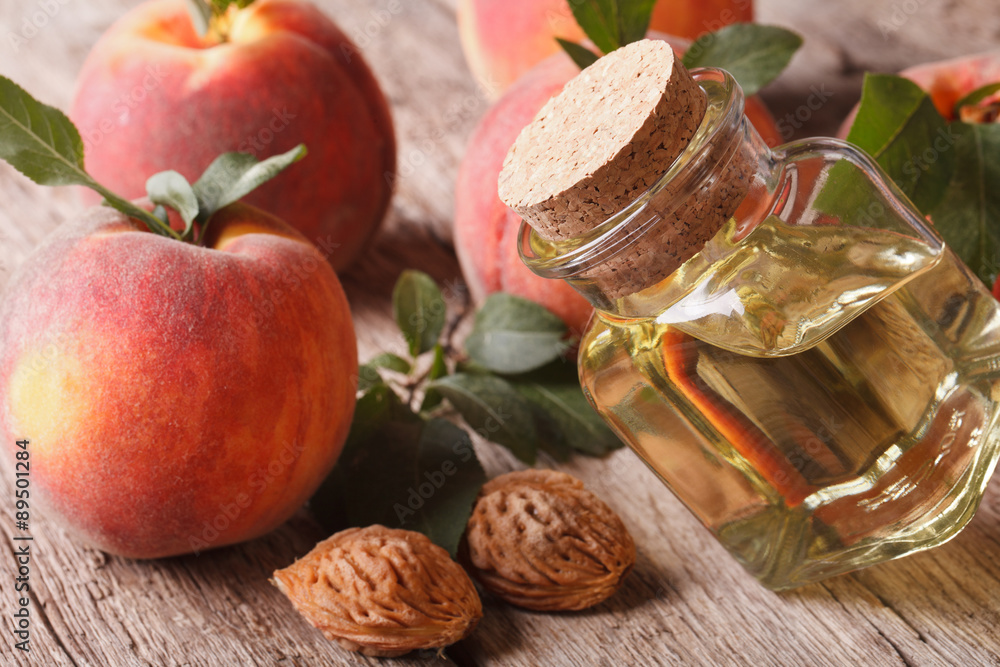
(499, 39, 753, 300)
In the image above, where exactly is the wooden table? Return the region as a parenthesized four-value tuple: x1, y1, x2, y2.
(2, 0, 1000, 664)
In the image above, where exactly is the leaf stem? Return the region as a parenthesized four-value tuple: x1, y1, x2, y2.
(184, 0, 253, 42)
(405, 367, 434, 411)
(194, 217, 212, 246)
(184, 0, 212, 37)
(440, 286, 471, 359)
(91, 183, 183, 240)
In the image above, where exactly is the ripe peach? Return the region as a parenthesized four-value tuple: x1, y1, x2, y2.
(837, 51, 1000, 135)
(457, 0, 753, 96)
(0, 203, 357, 558)
(650, 0, 753, 46)
(69, 0, 395, 271)
(455, 48, 781, 334)
(902, 52, 1000, 120)
(455, 55, 593, 335)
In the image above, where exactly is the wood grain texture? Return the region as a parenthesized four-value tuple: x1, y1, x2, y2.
(1, 0, 1000, 665)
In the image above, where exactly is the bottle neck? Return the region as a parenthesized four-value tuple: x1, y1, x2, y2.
(518, 69, 781, 319)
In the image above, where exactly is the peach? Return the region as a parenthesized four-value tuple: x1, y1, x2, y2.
(455, 55, 593, 335)
(69, 0, 395, 271)
(0, 202, 357, 558)
(455, 47, 782, 334)
(902, 52, 1000, 120)
(837, 51, 1000, 135)
(650, 0, 753, 45)
(458, 0, 753, 96)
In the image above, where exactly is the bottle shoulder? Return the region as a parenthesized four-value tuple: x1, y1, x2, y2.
(599, 144, 948, 357)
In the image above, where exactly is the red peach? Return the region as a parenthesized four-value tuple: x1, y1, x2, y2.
(0, 203, 357, 558)
(455, 48, 782, 334)
(457, 0, 753, 96)
(455, 55, 593, 335)
(650, 0, 754, 46)
(69, 0, 395, 271)
(903, 52, 1000, 120)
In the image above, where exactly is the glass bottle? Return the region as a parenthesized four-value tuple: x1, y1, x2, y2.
(517, 67, 1000, 590)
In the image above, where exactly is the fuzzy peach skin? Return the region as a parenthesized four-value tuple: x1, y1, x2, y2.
(455, 55, 593, 335)
(455, 48, 781, 335)
(0, 203, 357, 559)
(69, 0, 395, 271)
(458, 0, 753, 96)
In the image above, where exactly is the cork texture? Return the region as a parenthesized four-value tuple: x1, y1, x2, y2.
(499, 40, 707, 240)
(499, 39, 754, 300)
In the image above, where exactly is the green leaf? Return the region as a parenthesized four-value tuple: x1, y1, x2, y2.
(564, 0, 655, 53)
(352, 384, 411, 444)
(428, 373, 538, 463)
(406, 418, 486, 553)
(0, 76, 89, 187)
(557, 38, 600, 70)
(420, 345, 449, 414)
(465, 293, 568, 375)
(191, 144, 307, 222)
(929, 122, 1000, 287)
(566, 0, 621, 54)
(392, 270, 446, 357)
(151, 205, 168, 226)
(533, 417, 573, 461)
(310, 397, 421, 542)
(210, 0, 253, 12)
(184, 0, 212, 36)
(456, 359, 494, 376)
(355, 365, 383, 393)
(514, 379, 621, 457)
(356, 352, 412, 393)
(420, 387, 443, 414)
(428, 344, 448, 381)
(146, 170, 198, 236)
(0, 73, 302, 245)
(367, 352, 412, 374)
(846, 74, 955, 214)
(310, 395, 486, 556)
(681, 24, 802, 97)
(616, 0, 657, 45)
(508, 365, 573, 462)
(0, 75, 175, 238)
(105, 196, 182, 239)
(953, 82, 1000, 117)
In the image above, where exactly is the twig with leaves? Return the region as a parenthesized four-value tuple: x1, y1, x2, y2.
(309, 271, 622, 555)
(309, 8, 810, 556)
(0, 75, 305, 245)
(557, 0, 802, 101)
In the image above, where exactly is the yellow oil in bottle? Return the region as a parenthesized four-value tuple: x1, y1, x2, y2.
(579, 216, 1000, 589)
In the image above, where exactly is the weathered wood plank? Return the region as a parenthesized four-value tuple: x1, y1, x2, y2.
(759, 0, 1000, 139)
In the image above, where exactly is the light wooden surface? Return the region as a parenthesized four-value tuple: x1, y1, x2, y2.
(2, 0, 1000, 665)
